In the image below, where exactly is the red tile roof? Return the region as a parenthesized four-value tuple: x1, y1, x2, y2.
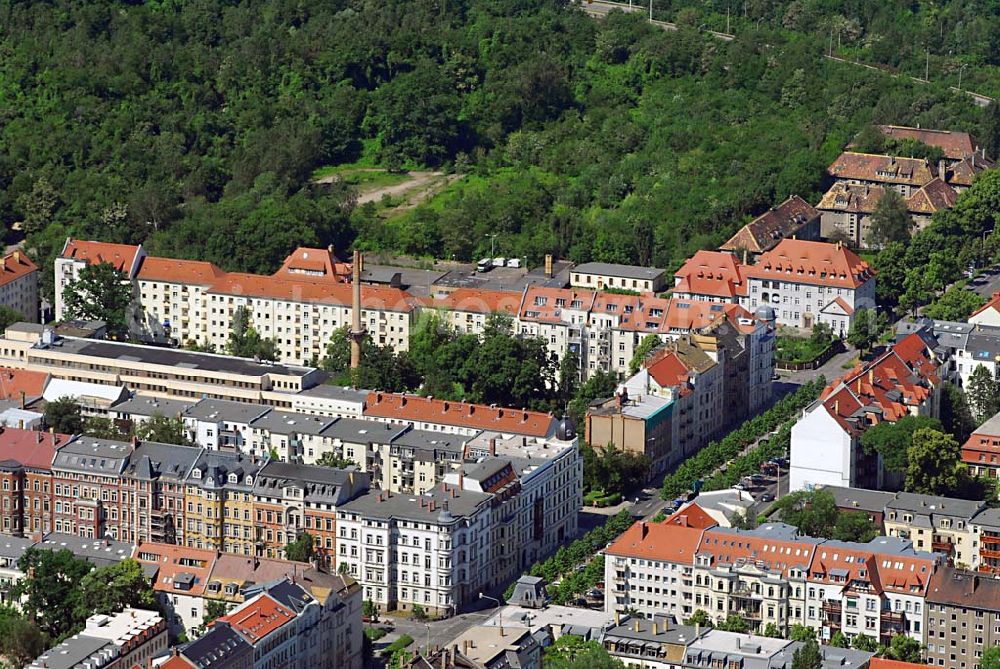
(206, 274, 418, 312)
(219, 593, 296, 644)
(971, 291, 1000, 319)
(869, 659, 928, 669)
(424, 288, 522, 315)
(0, 251, 37, 288)
(947, 153, 994, 187)
(673, 251, 747, 300)
(137, 257, 224, 285)
(827, 152, 935, 187)
(272, 247, 349, 283)
(720, 196, 820, 254)
(133, 542, 219, 597)
(519, 287, 597, 324)
(664, 503, 718, 529)
(743, 239, 875, 290)
(605, 520, 704, 564)
(664, 301, 754, 334)
(0, 367, 48, 402)
(698, 528, 816, 577)
(961, 412, 1000, 467)
(364, 393, 556, 438)
(156, 657, 195, 669)
(61, 240, 142, 273)
(645, 352, 691, 388)
(877, 125, 977, 161)
(819, 333, 939, 434)
(0, 427, 71, 470)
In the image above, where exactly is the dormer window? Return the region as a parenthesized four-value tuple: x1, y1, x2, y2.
(192, 469, 202, 479)
(228, 474, 238, 484)
(246, 476, 253, 485)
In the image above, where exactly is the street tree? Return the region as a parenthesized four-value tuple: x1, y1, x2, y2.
(906, 428, 967, 496)
(967, 364, 1000, 423)
(44, 396, 84, 435)
(846, 308, 886, 355)
(62, 261, 133, 340)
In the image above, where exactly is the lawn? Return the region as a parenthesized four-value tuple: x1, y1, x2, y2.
(775, 334, 832, 364)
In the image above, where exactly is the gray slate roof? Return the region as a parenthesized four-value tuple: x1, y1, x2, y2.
(249, 409, 336, 435)
(125, 441, 202, 482)
(51, 437, 131, 475)
(254, 461, 369, 505)
(339, 485, 490, 524)
(296, 385, 369, 401)
(180, 622, 253, 667)
(886, 492, 985, 522)
(184, 398, 272, 424)
(821, 485, 896, 513)
(189, 451, 262, 491)
(319, 416, 409, 444)
(113, 394, 194, 418)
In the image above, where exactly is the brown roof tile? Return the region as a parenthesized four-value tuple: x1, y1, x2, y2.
(720, 195, 819, 254)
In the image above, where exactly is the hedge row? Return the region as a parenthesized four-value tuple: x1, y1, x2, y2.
(660, 378, 825, 499)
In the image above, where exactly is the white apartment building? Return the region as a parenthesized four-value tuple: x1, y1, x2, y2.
(335, 485, 493, 616)
(54, 239, 146, 322)
(790, 333, 941, 492)
(0, 251, 39, 322)
(740, 239, 876, 334)
(606, 520, 939, 646)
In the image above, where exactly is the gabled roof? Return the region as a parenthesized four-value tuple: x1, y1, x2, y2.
(179, 623, 251, 667)
(819, 333, 939, 435)
(0, 251, 37, 287)
(698, 525, 820, 577)
(134, 541, 219, 597)
(877, 125, 977, 161)
(906, 177, 958, 214)
(646, 352, 691, 388)
(218, 593, 296, 644)
(424, 288, 522, 315)
(962, 410, 1000, 465)
(720, 195, 820, 254)
(137, 257, 224, 285)
(204, 273, 418, 312)
(743, 239, 875, 290)
(970, 290, 1000, 320)
(827, 152, 935, 187)
(605, 520, 703, 564)
(572, 262, 665, 281)
(519, 287, 597, 324)
(60, 239, 142, 273)
(673, 250, 747, 300)
(272, 247, 350, 283)
(364, 392, 557, 438)
(946, 153, 995, 187)
(663, 503, 718, 529)
(816, 182, 886, 215)
(0, 427, 71, 471)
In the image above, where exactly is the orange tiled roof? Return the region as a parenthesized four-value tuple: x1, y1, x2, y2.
(820, 333, 939, 434)
(869, 659, 928, 669)
(424, 288, 522, 315)
(0, 251, 37, 287)
(698, 528, 815, 577)
(720, 195, 819, 254)
(61, 239, 142, 272)
(206, 274, 418, 312)
(157, 657, 195, 669)
(519, 287, 597, 324)
(272, 247, 349, 283)
(971, 291, 1000, 319)
(664, 503, 718, 529)
(364, 392, 556, 438)
(133, 542, 219, 597)
(137, 257, 225, 285)
(645, 351, 690, 388)
(743, 239, 875, 290)
(673, 251, 747, 300)
(605, 520, 704, 564)
(0, 367, 48, 401)
(827, 152, 935, 187)
(906, 177, 958, 214)
(877, 125, 977, 161)
(220, 593, 296, 644)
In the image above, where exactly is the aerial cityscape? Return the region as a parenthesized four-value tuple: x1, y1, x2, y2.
(2, 1, 1000, 668)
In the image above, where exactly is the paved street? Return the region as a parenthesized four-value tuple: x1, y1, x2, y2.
(965, 263, 1000, 298)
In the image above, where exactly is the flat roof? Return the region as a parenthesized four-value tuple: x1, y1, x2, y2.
(483, 605, 615, 637)
(572, 262, 665, 281)
(40, 336, 316, 378)
(28, 633, 110, 669)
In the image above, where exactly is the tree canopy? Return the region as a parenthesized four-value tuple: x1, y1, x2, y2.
(61, 262, 133, 339)
(44, 397, 84, 435)
(543, 634, 624, 669)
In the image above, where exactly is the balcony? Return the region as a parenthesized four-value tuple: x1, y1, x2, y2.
(981, 534, 1000, 546)
(931, 541, 954, 555)
(822, 601, 842, 624)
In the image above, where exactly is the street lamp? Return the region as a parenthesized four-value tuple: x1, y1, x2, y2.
(479, 593, 503, 635)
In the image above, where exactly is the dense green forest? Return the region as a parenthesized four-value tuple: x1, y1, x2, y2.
(648, 1, 1000, 98)
(0, 0, 992, 302)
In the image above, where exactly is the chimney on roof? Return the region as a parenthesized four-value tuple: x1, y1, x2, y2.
(652, 621, 658, 635)
(489, 438, 496, 456)
(12, 250, 20, 264)
(545, 254, 554, 278)
(458, 471, 464, 490)
(634, 619, 641, 632)
(640, 521, 648, 539)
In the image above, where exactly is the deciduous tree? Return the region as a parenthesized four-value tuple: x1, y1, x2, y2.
(44, 397, 83, 435)
(906, 428, 967, 496)
(967, 364, 1000, 424)
(62, 262, 133, 340)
